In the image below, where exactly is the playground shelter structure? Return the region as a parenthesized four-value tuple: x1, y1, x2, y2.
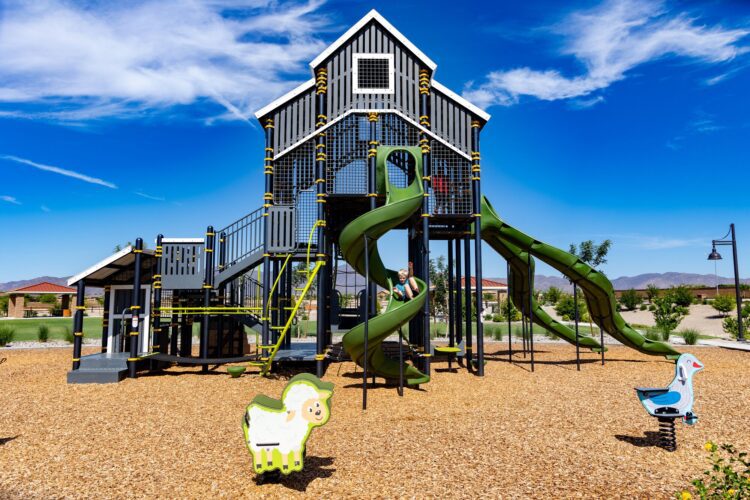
(67, 10, 679, 386)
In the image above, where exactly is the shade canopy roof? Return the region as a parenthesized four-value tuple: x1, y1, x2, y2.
(67, 246, 156, 288)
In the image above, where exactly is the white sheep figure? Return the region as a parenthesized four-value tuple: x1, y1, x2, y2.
(243, 373, 333, 475)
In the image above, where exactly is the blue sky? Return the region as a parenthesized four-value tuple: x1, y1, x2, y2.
(1, 0, 749, 283)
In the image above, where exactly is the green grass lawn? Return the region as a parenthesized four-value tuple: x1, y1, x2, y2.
(0, 317, 103, 342)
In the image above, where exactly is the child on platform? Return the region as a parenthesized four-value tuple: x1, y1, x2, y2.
(392, 262, 420, 301)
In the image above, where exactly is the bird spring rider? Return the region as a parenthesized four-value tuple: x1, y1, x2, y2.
(243, 374, 333, 481)
(635, 353, 704, 451)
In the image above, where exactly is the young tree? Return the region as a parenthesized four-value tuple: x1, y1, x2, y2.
(712, 294, 736, 317)
(619, 289, 643, 311)
(555, 293, 589, 322)
(542, 286, 563, 306)
(652, 294, 687, 339)
(645, 284, 660, 302)
(670, 285, 694, 308)
(722, 303, 750, 339)
(568, 239, 613, 269)
(429, 256, 448, 319)
(498, 297, 521, 322)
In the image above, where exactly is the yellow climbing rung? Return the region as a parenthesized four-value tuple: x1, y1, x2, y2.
(270, 326, 285, 330)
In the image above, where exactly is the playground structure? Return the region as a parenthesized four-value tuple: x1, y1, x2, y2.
(66, 9, 679, 385)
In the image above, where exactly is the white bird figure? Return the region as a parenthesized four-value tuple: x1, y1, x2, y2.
(635, 353, 704, 425)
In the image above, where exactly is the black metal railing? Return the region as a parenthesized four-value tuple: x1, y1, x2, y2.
(218, 207, 264, 274)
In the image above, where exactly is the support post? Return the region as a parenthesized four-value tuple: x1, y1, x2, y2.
(101, 286, 110, 353)
(470, 120, 484, 375)
(447, 240, 455, 350)
(153, 234, 164, 355)
(527, 257, 535, 373)
(455, 239, 463, 349)
(731, 224, 745, 341)
(200, 227, 215, 371)
(315, 66, 329, 377)
(218, 232, 226, 355)
(128, 238, 144, 378)
(463, 236, 473, 367)
(507, 263, 512, 363)
(573, 283, 581, 371)
(362, 233, 370, 411)
(419, 69, 432, 375)
(72, 279, 86, 370)
(261, 116, 274, 360)
(368, 112, 378, 322)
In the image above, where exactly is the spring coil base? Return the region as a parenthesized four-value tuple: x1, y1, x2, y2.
(657, 417, 677, 451)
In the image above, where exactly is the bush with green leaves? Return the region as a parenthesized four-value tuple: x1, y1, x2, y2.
(492, 313, 503, 322)
(639, 304, 648, 311)
(721, 303, 750, 339)
(619, 288, 643, 311)
(555, 294, 589, 322)
(0, 325, 15, 346)
(645, 330, 661, 341)
(712, 294, 736, 317)
(649, 304, 656, 312)
(63, 327, 75, 344)
(652, 294, 687, 339)
(484, 324, 503, 341)
(646, 284, 660, 302)
(37, 325, 50, 342)
(483, 313, 493, 321)
(680, 329, 700, 345)
(497, 298, 521, 322)
(542, 286, 563, 306)
(677, 441, 750, 499)
(670, 285, 695, 308)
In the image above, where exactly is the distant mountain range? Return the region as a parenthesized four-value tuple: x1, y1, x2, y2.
(488, 272, 750, 292)
(2, 272, 748, 294)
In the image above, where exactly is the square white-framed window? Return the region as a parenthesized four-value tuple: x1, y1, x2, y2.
(352, 53, 394, 94)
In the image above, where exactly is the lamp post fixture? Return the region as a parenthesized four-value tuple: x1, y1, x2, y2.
(708, 223, 744, 342)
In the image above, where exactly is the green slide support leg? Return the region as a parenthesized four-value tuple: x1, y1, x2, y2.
(480, 196, 679, 358)
(339, 146, 430, 385)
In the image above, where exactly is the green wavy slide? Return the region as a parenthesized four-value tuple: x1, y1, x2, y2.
(340, 146, 430, 385)
(480, 196, 679, 357)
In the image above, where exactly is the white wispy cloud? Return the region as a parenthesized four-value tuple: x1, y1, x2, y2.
(0, 0, 332, 123)
(1, 195, 21, 205)
(40, 205, 51, 212)
(134, 191, 166, 202)
(464, 0, 749, 108)
(1, 154, 117, 188)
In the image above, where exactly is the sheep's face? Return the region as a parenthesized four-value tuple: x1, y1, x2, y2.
(301, 397, 329, 425)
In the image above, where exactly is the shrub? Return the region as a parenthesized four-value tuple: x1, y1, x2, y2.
(492, 314, 503, 323)
(648, 304, 656, 311)
(50, 305, 63, 317)
(670, 285, 694, 308)
(37, 325, 50, 342)
(639, 304, 647, 311)
(619, 288, 643, 311)
(63, 327, 75, 344)
(652, 295, 686, 339)
(483, 314, 493, 321)
(542, 286, 563, 306)
(484, 324, 503, 341)
(678, 441, 750, 499)
(645, 284, 660, 302)
(555, 294, 589, 322)
(712, 294, 736, 317)
(497, 298, 521, 322)
(0, 326, 15, 346)
(645, 330, 661, 341)
(680, 329, 700, 345)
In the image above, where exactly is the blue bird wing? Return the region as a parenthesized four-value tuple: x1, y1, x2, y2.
(648, 391, 681, 406)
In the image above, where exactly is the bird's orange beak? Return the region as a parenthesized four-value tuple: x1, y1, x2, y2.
(692, 362, 703, 369)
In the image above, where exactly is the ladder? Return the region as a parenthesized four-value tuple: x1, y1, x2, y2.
(248, 260, 323, 375)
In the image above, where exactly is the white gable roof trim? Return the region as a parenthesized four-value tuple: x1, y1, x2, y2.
(273, 108, 473, 162)
(254, 78, 315, 120)
(432, 80, 491, 122)
(310, 9, 437, 72)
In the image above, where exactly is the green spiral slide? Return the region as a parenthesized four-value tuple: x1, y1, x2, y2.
(480, 196, 679, 357)
(340, 146, 430, 385)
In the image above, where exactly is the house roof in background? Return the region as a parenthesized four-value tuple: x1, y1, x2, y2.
(6, 281, 77, 294)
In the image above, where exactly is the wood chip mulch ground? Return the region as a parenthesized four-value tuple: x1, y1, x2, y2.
(1, 344, 749, 499)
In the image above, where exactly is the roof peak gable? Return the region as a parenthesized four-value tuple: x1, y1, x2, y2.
(309, 9, 437, 73)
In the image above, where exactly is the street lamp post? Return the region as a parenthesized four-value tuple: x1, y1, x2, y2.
(708, 223, 744, 342)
